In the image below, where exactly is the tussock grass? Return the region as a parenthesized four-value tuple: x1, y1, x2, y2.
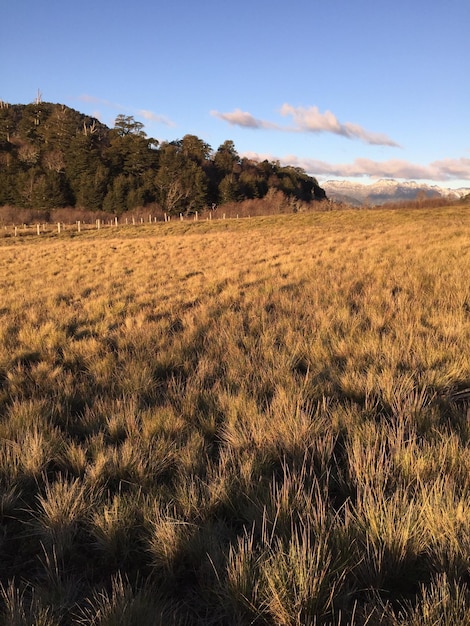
(1, 205, 470, 623)
(33, 476, 95, 559)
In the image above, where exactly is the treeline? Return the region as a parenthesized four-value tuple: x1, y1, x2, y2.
(0, 100, 326, 214)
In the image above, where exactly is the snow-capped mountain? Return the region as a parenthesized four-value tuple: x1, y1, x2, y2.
(322, 179, 470, 206)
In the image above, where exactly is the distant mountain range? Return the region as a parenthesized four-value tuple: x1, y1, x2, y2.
(322, 179, 470, 206)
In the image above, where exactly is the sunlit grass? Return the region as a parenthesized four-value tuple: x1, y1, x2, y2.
(1, 204, 470, 623)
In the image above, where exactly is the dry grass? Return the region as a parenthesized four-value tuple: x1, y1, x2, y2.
(1, 204, 470, 623)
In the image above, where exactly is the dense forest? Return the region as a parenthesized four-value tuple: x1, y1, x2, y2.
(0, 100, 326, 215)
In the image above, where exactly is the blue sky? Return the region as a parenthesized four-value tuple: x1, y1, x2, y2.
(2, 0, 469, 188)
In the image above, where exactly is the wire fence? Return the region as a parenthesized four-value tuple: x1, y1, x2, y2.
(0, 210, 242, 239)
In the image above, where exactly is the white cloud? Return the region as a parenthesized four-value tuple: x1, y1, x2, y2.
(242, 152, 470, 182)
(210, 108, 279, 129)
(138, 109, 175, 127)
(78, 95, 174, 127)
(279, 104, 400, 147)
(212, 103, 399, 147)
(79, 94, 123, 109)
(279, 103, 340, 133)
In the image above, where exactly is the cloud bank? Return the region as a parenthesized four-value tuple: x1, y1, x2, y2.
(212, 104, 399, 147)
(242, 152, 470, 182)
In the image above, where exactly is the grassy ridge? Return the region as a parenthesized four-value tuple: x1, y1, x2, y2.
(1, 206, 470, 624)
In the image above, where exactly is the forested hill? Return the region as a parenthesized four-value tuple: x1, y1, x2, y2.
(0, 100, 326, 214)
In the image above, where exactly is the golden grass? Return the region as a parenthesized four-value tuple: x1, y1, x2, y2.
(1, 205, 470, 624)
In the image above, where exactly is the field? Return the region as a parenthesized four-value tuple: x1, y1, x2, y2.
(1, 205, 470, 625)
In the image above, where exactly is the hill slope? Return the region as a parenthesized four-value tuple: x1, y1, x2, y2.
(0, 100, 326, 213)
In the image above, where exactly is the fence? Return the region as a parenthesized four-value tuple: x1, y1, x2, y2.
(1, 210, 239, 239)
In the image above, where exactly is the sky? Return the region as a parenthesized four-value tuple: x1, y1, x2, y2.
(2, 0, 470, 189)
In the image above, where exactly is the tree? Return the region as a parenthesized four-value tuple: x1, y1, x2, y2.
(218, 174, 241, 203)
(239, 158, 267, 198)
(17, 141, 40, 165)
(38, 105, 85, 150)
(106, 132, 156, 178)
(65, 133, 109, 210)
(155, 142, 208, 214)
(0, 101, 17, 144)
(214, 139, 239, 175)
(103, 174, 131, 214)
(30, 170, 73, 209)
(75, 165, 109, 211)
(113, 114, 146, 137)
(180, 134, 212, 164)
(42, 150, 65, 173)
(103, 116, 159, 212)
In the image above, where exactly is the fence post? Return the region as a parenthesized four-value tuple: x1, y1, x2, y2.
(37, 224, 40, 235)
(77, 221, 81, 233)
(96, 219, 100, 230)
(14, 226, 18, 237)
(57, 222, 61, 234)
(149, 214, 152, 223)
(115, 217, 118, 227)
